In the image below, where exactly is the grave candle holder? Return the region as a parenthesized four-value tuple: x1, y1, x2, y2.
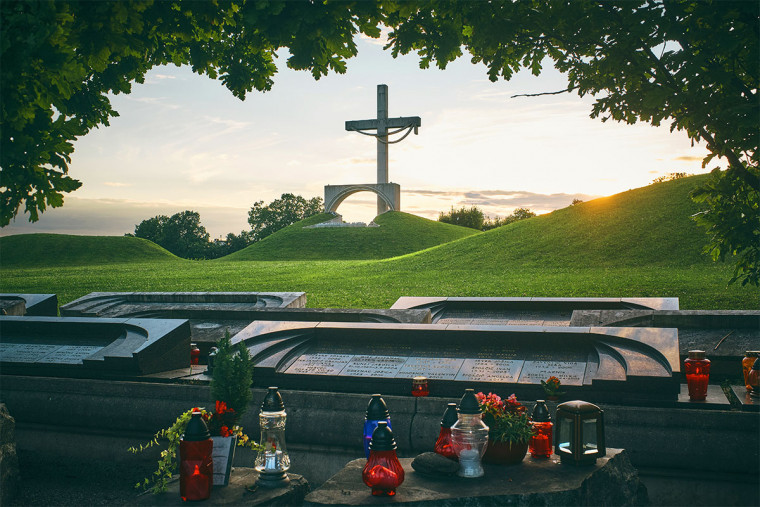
(434, 402, 458, 459)
(364, 394, 392, 459)
(555, 400, 605, 465)
(412, 376, 429, 397)
(749, 358, 760, 399)
(450, 389, 489, 478)
(179, 409, 213, 501)
(684, 350, 710, 401)
(742, 351, 759, 391)
(190, 343, 200, 365)
(529, 400, 553, 459)
(255, 387, 291, 488)
(362, 421, 405, 496)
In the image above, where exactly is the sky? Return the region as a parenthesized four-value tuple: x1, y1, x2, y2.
(2, 33, 717, 239)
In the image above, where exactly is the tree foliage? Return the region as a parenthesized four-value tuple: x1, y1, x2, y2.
(247, 193, 323, 242)
(383, 0, 758, 284)
(1, 0, 381, 225)
(438, 206, 485, 230)
(2, 0, 757, 283)
(133, 210, 210, 259)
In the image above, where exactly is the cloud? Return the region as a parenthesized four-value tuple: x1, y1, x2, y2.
(359, 26, 391, 46)
(403, 188, 600, 215)
(674, 155, 703, 162)
(103, 182, 131, 187)
(153, 74, 176, 80)
(128, 96, 180, 109)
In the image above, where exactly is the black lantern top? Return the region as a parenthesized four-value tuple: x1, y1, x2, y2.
(441, 403, 458, 427)
(458, 389, 481, 415)
(532, 400, 551, 422)
(557, 400, 601, 415)
(366, 394, 390, 421)
(183, 410, 211, 441)
(369, 421, 397, 451)
(262, 386, 285, 412)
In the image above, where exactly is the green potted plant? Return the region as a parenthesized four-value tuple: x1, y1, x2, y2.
(541, 376, 565, 401)
(476, 392, 535, 465)
(129, 332, 261, 493)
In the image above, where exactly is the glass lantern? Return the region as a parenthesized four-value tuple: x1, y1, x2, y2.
(450, 389, 489, 478)
(362, 421, 405, 496)
(179, 409, 213, 501)
(749, 358, 760, 399)
(364, 394, 392, 458)
(529, 400, 553, 458)
(412, 376, 429, 397)
(434, 402, 458, 459)
(555, 400, 606, 465)
(255, 387, 291, 487)
(684, 350, 710, 401)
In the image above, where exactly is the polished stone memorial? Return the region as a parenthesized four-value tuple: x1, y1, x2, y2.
(391, 296, 679, 326)
(59, 291, 430, 358)
(570, 309, 760, 378)
(0, 316, 190, 377)
(0, 294, 58, 316)
(235, 321, 681, 402)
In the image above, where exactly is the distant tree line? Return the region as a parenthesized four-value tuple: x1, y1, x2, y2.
(128, 194, 323, 259)
(438, 206, 537, 231)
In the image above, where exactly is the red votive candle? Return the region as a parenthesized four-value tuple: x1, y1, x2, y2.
(179, 411, 213, 501)
(529, 422, 553, 458)
(684, 350, 710, 401)
(190, 343, 200, 365)
(412, 377, 429, 397)
(529, 400, 553, 458)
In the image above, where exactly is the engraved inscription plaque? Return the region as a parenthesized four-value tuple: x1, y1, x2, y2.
(396, 357, 464, 379)
(285, 353, 353, 375)
(455, 359, 524, 382)
(0, 344, 62, 363)
(518, 361, 587, 386)
(341, 355, 407, 377)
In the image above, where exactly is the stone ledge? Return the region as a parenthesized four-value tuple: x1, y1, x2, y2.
(305, 448, 648, 506)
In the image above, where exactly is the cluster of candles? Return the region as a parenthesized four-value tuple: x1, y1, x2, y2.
(362, 388, 606, 495)
(178, 387, 292, 501)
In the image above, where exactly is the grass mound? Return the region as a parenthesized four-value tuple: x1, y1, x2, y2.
(0, 234, 177, 267)
(397, 174, 716, 271)
(222, 211, 480, 261)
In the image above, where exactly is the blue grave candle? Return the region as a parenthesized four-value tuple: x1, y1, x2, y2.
(364, 394, 392, 458)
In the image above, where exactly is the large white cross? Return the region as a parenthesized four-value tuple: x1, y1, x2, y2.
(345, 84, 421, 215)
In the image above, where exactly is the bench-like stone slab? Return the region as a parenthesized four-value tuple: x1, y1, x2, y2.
(0, 294, 58, 317)
(0, 316, 190, 376)
(391, 296, 679, 326)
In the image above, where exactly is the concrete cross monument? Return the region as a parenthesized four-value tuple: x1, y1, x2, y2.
(324, 85, 422, 217)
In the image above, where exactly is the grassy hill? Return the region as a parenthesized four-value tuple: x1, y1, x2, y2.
(1, 175, 757, 310)
(0, 234, 178, 267)
(398, 174, 716, 271)
(222, 211, 481, 261)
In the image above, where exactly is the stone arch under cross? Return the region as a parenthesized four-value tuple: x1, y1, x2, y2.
(324, 183, 401, 215)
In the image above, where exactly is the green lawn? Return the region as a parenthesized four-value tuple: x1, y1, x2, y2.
(1, 175, 757, 310)
(223, 211, 480, 261)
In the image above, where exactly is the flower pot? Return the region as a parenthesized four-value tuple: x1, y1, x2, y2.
(211, 435, 237, 486)
(482, 440, 528, 465)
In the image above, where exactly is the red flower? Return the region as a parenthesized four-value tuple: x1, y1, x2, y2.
(215, 400, 228, 414)
(220, 425, 232, 437)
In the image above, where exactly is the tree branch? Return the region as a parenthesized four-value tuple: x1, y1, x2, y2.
(511, 87, 576, 99)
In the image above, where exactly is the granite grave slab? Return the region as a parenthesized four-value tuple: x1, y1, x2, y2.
(0, 316, 190, 377)
(391, 296, 679, 326)
(60, 292, 430, 358)
(234, 321, 681, 403)
(0, 294, 58, 317)
(570, 310, 760, 378)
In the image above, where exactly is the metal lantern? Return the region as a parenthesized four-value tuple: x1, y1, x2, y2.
(450, 389, 489, 478)
(555, 400, 606, 465)
(255, 387, 291, 487)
